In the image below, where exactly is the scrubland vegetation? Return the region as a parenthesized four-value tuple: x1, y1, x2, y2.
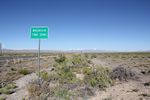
(0, 52, 150, 99)
(27, 54, 115, 99)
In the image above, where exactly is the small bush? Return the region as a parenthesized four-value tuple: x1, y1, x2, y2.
(144, 82, 150, 86)
(91, 54, 97, 59)
(27, 81, 41, 97)
(40, 71, 50, 81)
(0, 87, 14, 94)
(76, 87, 95, 98)
(54, 87, 72, 100)
(83, 67, 92, 75)
(57, 65, 76, 84)
(131, 89, 139, 92)
(102, 97, 112, 100)
(83, 66, 114, 89)
(140, 93, 150, 97)
(0, 83, 17, 94)
(55, 54, 66, 63)
(19, 68, 30, 75)
(70, 55, 90, 68)
(27, 80, 50, 98)
(111, 67, 137, 81)
(6, 84, 17, 89)
(0, 96, 5, 100)
(72, 55, 82, 65)
(84, 53, 89, 58)
(11, 67, 17, 71)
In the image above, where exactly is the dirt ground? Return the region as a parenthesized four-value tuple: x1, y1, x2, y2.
(91, 53, 150, 100)
(0, 53, 150, 100)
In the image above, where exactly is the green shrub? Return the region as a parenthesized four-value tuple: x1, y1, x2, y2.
(0, 83, 17, 94)
(7, 84, 17, 89)
(0, 88, 13, 94)
(55, 54, 66, 63)
(57, 65, 76, 84)
(0, 96, 5, 100)
(140, 93, 150, 97)
(54, 88, 72, 100)
(40, 71, 50, 81)
(91, 54, 97, 58)
(19, 68, 30, 75)
(27, 80, 50, 98)
(83, 67, 93, 75)
(102, 97, 112, 100)
(71, 55, 82, 65)
(70, 55, 90, 68)
(83, 66, 114, 89)
(27, 82, 41, 97)
(84, 53, 89, 58)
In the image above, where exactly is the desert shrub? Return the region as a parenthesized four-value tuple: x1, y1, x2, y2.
(27, 80, 50, 99)
(84, 53, 89, 58)
(54, 54, 66, 63)
(0, 96, 5, 100)
(54, 87, 72, 100)
(0, 83, 17, 94)
(28, 88, 38, 98)
(19, 68, 30, 75)
(76, 86, 95, 99)
(83, 67, 93, 75)
(57, 65, 77, 84)
(11, 67, 17, 71)
(111, 67, 137, 81)
(83, 66, 114, 89)
(140, 93, 150, 97)
(72, 67, 82, 74)
(141, 69, 150, 75)
(131, 89, 139, 92)
(144, 82, 150, 86)
(133, 55, 138, 58)
(53, 55, 69, 72)
(53, 57, 79, 84)
(70, 55, 90, 68)
(47, 72, 58, 82)
(91, 54, 97, 59)
(40, 71, 50, 81)
(87, 59, 92, 64)
(102, 97, 112, 100)
(37, 71, 58, 82)
(71, 55, 82, 67)
(27, 54, 116, 99)
(27, 80, 74, 99)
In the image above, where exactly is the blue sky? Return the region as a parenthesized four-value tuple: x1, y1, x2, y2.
(0, 0, 150, 51)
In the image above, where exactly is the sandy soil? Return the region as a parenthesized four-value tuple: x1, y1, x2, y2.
(1, 54, 150, 100)
(90, 57, 150, 100)
(6, 73, 38, 100)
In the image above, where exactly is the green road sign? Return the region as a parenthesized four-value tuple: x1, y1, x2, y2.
(31, 27, 48, 39)
(30, 26, 49, 85)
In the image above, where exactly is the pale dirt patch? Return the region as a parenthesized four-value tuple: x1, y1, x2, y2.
(6, 73, 38, 100)
(76, 73, 84, 80)
(90, 75, 150, 100)
(6, 67, 52, 100)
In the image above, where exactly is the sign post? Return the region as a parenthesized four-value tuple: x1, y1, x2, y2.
(0, 43, 2, 55)
(31, 27, 48, 85)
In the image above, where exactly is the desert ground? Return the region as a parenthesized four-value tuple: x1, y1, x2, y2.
(0, 52, 150, 100)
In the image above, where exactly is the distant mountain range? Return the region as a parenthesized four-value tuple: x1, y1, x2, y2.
(1, 48, 150, 53)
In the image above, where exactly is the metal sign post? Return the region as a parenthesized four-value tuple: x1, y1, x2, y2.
(31, 27, 48, 85)
(0, 43, 2, 55)
(38, 39, 41, 84)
